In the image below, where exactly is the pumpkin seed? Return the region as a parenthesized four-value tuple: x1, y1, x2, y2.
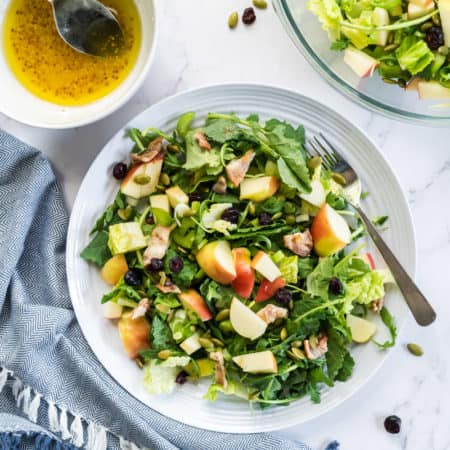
(118, 206, 133, 221)
(309, 335, 318, 349)
(438, 45, 449, 55)
(272, 211, 283, 220)
(407, 343, 423, 357)
(253, 0, 268, 8)
(332, 172, 347, 186)
(248, 202, 256, 216)
(167, 144, 181, 153)
(134, 175, 151, 185)
(421, 22, 433, 32)
(135, 358, 144, 369)
(158, 350, 172, 360)
(215, 309, 230, 322)
(286, 214, 296, 225)
(280, 327, 288, 341)
(384, 43, 399, 52)
(211, 338, 224, 347)
(219, 320, 234, 333)
(291, 347, 306, 360)
(155, 303, 171, 315)
(199, 337, 214, 350)
(228, 11, 239, 28)
(432, 14, 441, 26)
(160, 173, 170, 186)
(307, 156, 322, 169)
(291, 340, 303, 348)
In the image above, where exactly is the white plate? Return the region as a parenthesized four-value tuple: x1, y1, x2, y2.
(66, 84, 415, 433)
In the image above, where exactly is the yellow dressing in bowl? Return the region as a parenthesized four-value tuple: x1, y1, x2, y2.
(3, 0, 141, 106)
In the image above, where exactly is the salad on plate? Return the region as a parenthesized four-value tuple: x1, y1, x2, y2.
(308, 0, 450, 98)
(81, 112, 396, 406)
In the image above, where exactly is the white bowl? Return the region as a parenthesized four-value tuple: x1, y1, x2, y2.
(0, 0, 158, 129)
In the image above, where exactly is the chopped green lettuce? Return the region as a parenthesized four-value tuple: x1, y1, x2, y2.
(307, 0, 343, 40)
(204, 381, 250, 401)
(272, 251, 299, 283)
(202, 203, 237, 234)
(143, 356, 191, 394)
(108, 222, 147, 255)
(396, 36, 434, 75)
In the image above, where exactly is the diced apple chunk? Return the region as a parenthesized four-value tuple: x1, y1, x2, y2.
(299, 180, 326, 208)
(344, 46, 379, 78)
(180, 333, 202, 355)
(108, 222, 147, 255)
(439, 0, 450, 46)
(150, 194, 171, 213)
(229, 297, 267, 340)
(240, 176, 280, 202)
(408, 1, 435, 19)
(251, 251, 281, 282)
(372, 8, 390, 47)
(418, 81, 450, 99)
(347, 314, 377, 343)
(166, 185, 189, 208)
(120, 159, 163, 199)
(103, 301, 123, 319)
(101, 254, 129, 285)
(233, 351, 278, 374)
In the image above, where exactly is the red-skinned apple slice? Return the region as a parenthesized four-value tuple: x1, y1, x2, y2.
(408, 1, 435, 19)
(231, 248, 255, 298)
(178, 289, 213, 321)
(118, 312, 151, 358)
(120, 157, 163, 199)
(344, 46, 379, 78)
(196, 240, 236, 285)
(255, 277, 286, 302)
(311, 204, 351, 256)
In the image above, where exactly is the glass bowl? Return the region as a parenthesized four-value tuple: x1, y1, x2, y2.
(273, 0, 450, 125)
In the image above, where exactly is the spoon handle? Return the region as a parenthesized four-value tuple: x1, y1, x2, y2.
(356, 206, 436, 326)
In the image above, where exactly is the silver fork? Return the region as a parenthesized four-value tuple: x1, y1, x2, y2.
(307, 133, 436, 327)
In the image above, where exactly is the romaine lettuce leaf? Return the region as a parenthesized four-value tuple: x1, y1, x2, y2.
(308, 0, 343, 40)
(396, 36, 434, 75)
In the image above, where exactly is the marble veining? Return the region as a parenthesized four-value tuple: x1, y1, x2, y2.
(1, 1, 449, 449)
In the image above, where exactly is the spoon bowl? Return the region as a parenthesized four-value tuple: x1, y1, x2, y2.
(49, 0, 125, 57)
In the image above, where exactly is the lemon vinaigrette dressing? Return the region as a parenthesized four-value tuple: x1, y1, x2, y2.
(2, 0, 142, 106)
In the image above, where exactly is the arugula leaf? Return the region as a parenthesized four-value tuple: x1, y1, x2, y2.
(373, 307, 397, 349)
(335, 351, 355, 382)
(298, 257, 318, 279)
(164, 248, 198, 288)
(80, 231, 112, 267)
(101, 278, 141, 304)
(90, 192, 126, 234)
(200, 279, 235, 310)
(306, 256, 335, 298)
(151, 316, 176, 352)
(286, 295, 326, 338)
(326, 328, 351, 381)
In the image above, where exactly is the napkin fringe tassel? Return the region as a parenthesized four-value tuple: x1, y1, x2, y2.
(0, 366, 144, 450)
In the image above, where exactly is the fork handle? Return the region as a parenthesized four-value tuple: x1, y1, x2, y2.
(355, 207, 436, 326)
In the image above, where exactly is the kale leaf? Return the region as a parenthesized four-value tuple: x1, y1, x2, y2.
(80, 231, 112, 267)
(151, 316, 176, 352)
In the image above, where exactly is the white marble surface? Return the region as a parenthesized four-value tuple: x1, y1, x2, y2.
(1, 1, 449, 449)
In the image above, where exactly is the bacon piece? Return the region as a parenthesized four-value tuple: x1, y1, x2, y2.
(210, 351, 227, 388)
(304, 334, 328, 360)
(283, 229, 313, 257)
(131, 298, 150, 320)
(225, 150, 255, 187)
(194, 131, 211, 151)
(131, 137, 164, 164)
(143, 225, 173, 265)
(256, 304, 288, 324)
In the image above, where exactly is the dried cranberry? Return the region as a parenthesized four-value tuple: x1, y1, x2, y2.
(384, 415, 401, 434)
(112, 162, 127, 180)
(425, 26, 444, 50)
(169, 255, 184, 273)
(274, 288, 292, 306)
(258, 212, 272, 225)
(188, 192, 204, 203)
(146, 258, 164, 272)
(175, 370, 188, 385)
(145, 213, 155, 225)
(124, 269, 142, 286)
(329, 277, 343, 295)
(242, 7, 256, 25)
(221, 207, 240, 224)
(325, 442, 340, 450)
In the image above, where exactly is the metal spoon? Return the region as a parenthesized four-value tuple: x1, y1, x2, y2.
(49, 0, 125, 57)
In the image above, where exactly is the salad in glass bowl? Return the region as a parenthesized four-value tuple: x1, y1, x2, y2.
(80, 112, 396, 406)
(308, 0, 450, 98)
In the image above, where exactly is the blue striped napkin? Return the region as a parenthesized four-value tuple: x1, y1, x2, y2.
(0, 130, 310, 450)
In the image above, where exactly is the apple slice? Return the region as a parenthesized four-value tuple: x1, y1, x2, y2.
(231, 248, 255, 298)
(120, 158, 163, 199)
(150, 194, 171, 213)
(418, 81, 450, 99)
(196, 240, 236, 285)
(229, 297, 267, 340)
(439, 0, 450, 45)
(344, 46, 379, 78)
(178, 289, 213, 321)
(166, 185, 189, 208)
(299, 180, 326, 208)
(251, 251, 281, 282)
(408, 1, 435, 19)
(347, 314, 377, 343)
(255, 277, 286, 302)
(405, 77, 421, 92)
(102, 301, 123, 319)
(409, 0, 433, 7)
(180, 333, 202, 355)
(233, 350, 278, 374)
(372, 7, 390, 47)
(240, 176, 280, 202)
(118, 312, 151, 358)
(101, 254, 129, 285)
(311, 204, 351, 256)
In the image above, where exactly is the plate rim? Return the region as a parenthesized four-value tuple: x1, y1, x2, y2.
(66, 82, 416, 433)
